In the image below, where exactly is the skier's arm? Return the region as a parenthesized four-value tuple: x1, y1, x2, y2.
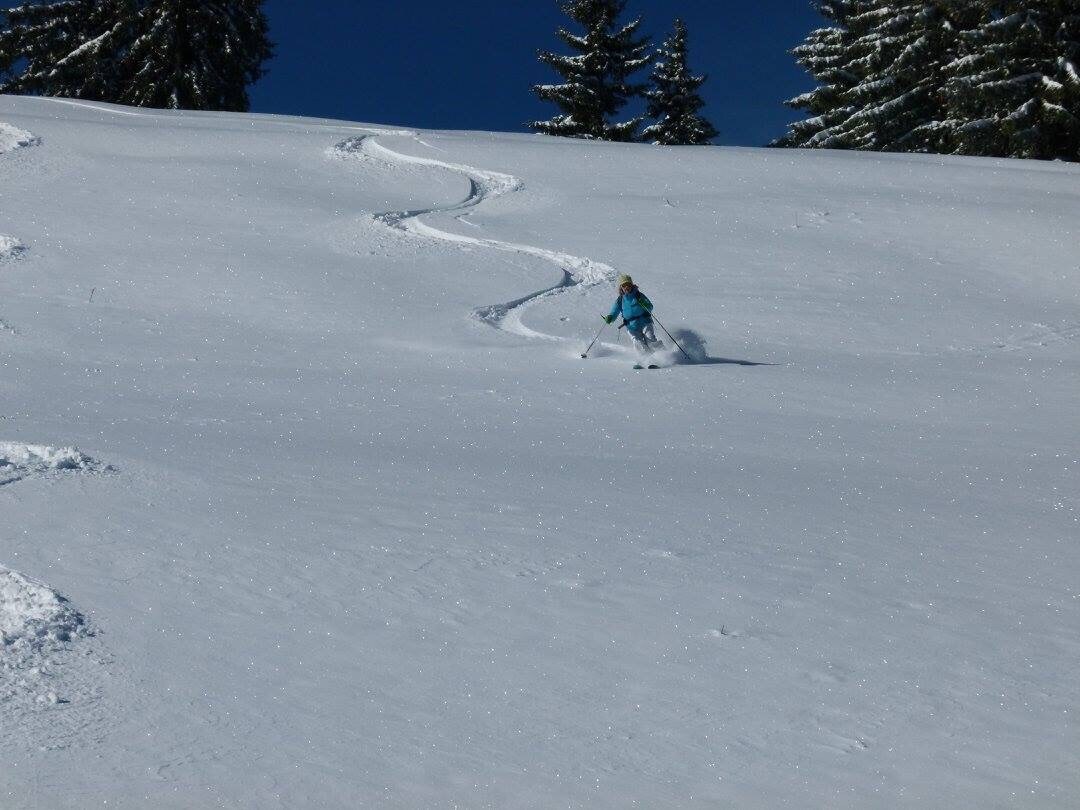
(639, 293, 653, 312)
(606, 298, 622, 323)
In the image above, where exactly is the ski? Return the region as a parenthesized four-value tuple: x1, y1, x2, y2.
(633, 363, 661, 370)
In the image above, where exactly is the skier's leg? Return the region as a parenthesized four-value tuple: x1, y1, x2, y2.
(642, 322, 662, 349)
(629, 327, 652, 355)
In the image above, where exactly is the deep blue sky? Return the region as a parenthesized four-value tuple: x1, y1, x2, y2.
(251, 0, 823, 145)
(3, 1, 824, 146)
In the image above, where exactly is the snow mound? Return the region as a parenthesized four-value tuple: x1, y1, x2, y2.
(0, 122, 40, 153)
(0, 442, 104, 486)
(1, 566, 92, 710)
(0, 567, 86, 649)
(0, 235, 27, 262)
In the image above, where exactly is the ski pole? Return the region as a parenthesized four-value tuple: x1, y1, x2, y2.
(650, 314, 693, 362)
(580, 320, 610, 358)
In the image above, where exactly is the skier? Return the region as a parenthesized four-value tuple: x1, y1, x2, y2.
(604, 275, 662, 354)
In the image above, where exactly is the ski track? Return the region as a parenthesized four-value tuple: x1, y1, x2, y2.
(0, 122, 41, 153)
(1, 122, 100, 699)
(331, 134, 617, 341)
(997, 322, 1080, 351)
(28, 97, 619, 346)
(1, 123, 39, 334)
(1, 444, 110, 747)
(0, 234, 26, 263)
(0, 442, 106, 488)
(23, 98, 1072, 362)
(1, 564, 91, 682)
(0, 562, 104, 749)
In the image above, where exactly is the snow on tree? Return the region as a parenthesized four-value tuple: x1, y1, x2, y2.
(945, 3, 1080, 161)
(642, 18, 718, 145)
(119, 0, 272, 112)
(779, 1, 1079, 161)
(0, 0, 133, 101)
(779, 1, 982, 151)
(775, 1, 875, 148)
(531, 0, 652, 141)
(833, 1, 982, 151)
(0, 0, 272, 112)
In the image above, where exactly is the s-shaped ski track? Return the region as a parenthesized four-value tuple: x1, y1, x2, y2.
(30, 97, 620, 346)
(331, 134, 617, 341)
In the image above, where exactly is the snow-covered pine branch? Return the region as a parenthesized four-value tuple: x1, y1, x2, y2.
(0, 0, 133, 101)
(773, 1, 871, 148)
(778, 1, 1079, 161)
(0, 0, 272, 112)
(944, 3, 1080, 161)
(778, 1, 982, 153)
(119, 0, 272, 112)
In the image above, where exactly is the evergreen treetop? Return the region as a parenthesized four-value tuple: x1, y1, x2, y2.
(532, 0, 652, 141)
(642, 18, 718, 145)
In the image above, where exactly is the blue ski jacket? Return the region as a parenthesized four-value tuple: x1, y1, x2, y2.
(608, 287, 654, 331)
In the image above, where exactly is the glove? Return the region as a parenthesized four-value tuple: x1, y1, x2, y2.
(602, 315, 614, 324)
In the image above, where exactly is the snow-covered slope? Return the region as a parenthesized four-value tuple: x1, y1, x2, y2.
(1, 94, 1077, 808)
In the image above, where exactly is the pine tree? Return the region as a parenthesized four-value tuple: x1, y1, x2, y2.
(642, 19, 718, 145)
(1059, 5, 1080, 161)
(0, 0, 272, 112)
(775, 1, 874, 148)
(780, 0, 1078, 161)
(945, 2, 1080, 160)
(836, 1, 982, 151)
(120, 0, 272, 112)
(0, 0, 133, 101)
(531, 0, 652, 141)
(780, 1, 982, 151)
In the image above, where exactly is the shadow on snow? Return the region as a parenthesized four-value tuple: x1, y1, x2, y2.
(665, 328, 777, 368)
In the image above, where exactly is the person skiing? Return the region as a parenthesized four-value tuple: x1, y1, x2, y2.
(604, 275, 662, 354)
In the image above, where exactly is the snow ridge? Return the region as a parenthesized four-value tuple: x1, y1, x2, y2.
(1, 124, 36, 338)
(0, 234, 26, 263)
(1, 566, 91, 709)
(0, 442, 105, 711)
(0, 124, 37, 270)
(0, 567, 87, 650)
(0, 122, 41, 154)
(0, 442, 103, 487)
(332, 134, 617, 340)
